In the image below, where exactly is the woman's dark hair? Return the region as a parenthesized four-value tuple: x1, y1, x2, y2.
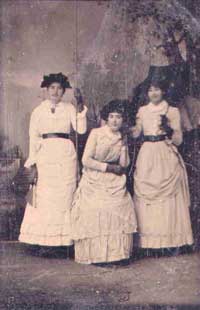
(139, 79, 167, 105)
(100, 99, 128, 121)
(40, 72, 72, 91)
(147, 80, 166, 93)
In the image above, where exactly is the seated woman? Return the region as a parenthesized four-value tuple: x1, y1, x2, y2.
(71, 99, 137, 265)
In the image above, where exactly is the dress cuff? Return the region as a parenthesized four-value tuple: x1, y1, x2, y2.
(101, 162, 107, 173)
(24, 158, 36, 168)
(77, 105, 88, 119)
(121, 145, 127, 151)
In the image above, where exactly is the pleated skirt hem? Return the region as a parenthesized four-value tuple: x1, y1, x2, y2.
(74, 233, 133, 264)
(138, 232, 194, 249)
(19, 233, 73, 247)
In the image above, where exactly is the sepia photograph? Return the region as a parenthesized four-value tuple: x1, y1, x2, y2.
(0, 0, 200, 309)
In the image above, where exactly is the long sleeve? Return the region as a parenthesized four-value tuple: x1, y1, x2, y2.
(131, 108, 143, 138)
(82, 129, 107, 172)
(70, 104, 88, 134)
(119, 145, 130, 168)
(169, 108, 183, 146)
(24, 110, 42, 168)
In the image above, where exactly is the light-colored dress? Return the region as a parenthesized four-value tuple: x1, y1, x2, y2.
(19, 99, 87, 246)
(133, 100, 193, 248)
(71, 125, 137, 264)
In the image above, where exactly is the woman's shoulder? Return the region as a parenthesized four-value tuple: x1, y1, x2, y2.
(30, 101, 47, 118)
(168, 105, 180, 117)
(64, 101, 76, 111)
(168, 105, 179, 112)
(89, 127, 102, 136)
(33, 99, 50, 110)
(87, 126, 106, 140)
(137, 104, 148, 116)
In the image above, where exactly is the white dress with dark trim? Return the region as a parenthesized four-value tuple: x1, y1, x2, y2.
(71, 125, 137, 264)
(19, 99, 87, 246)
(133, 100, 193, 248)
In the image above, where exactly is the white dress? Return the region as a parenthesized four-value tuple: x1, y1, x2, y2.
(133, 100, 193, 248)
(19, 99, 87, 246)
(71, 125, 137, 264)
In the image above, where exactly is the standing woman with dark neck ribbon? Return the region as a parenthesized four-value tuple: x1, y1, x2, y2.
(131, 81, 193, 254)
(19, 73, 87, 251)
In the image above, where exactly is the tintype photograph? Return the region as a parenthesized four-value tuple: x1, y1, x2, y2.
(0, 1, 200, 309)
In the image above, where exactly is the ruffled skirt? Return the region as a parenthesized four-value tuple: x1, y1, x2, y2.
(19, 138, 77, 246)
(71, 171, 137, 263)
(134, 141, 193, 248)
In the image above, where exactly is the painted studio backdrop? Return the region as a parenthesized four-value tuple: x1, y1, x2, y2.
(0, 0, 200, 247)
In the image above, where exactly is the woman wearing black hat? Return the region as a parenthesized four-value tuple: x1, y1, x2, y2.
(131, 81, 193, 251)
(71, 99, 137, 264)
(19, 73, 87, 248)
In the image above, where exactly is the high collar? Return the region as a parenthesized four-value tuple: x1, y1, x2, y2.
(103, 125, 122, 142)
(148, 100, 169, 115)
(42, 99, 65, 112)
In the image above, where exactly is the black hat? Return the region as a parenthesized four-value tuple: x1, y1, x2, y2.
(100, 99, 128, 121)
(147, 66, 170, 92)
(132, 61, 189, 107)
(40, 72, 72, 89)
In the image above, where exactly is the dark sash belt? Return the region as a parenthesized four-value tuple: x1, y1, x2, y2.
(106, 160, 119, 165)
(143, 135, 167, 142)
(42, 133, 69, 139)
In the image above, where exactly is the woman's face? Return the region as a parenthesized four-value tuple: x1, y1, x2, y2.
(47, 82, 64, 104)
(107, 112, 123, 132)
(148, 86, 163, 105)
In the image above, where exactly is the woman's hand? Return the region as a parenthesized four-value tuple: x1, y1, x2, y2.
(121, 134, 128, 147)
(24, 165, 38, 185)
(160, 115, 173, 138)
(74, 88, 84, 113)
(106, 164, 125, 175)
(130, 126, 141, 138)
(120, 123, 130, 138)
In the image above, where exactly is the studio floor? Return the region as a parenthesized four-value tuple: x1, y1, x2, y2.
(0, 242, 200, 310)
